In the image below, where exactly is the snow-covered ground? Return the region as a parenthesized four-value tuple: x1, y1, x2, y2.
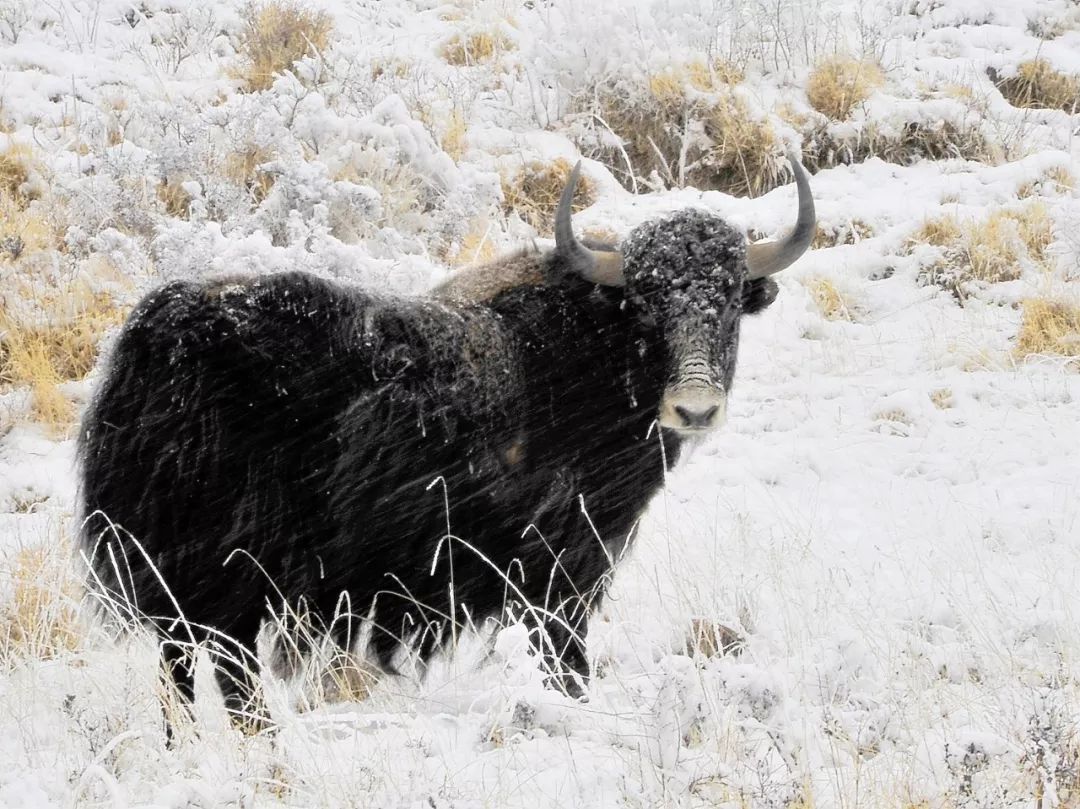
(1, 0, 1079, 806)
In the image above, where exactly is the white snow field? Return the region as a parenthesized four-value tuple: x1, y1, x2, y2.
(1, 0, 1079, 805)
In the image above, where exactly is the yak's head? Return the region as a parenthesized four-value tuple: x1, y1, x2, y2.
(553, 155, 815, 436)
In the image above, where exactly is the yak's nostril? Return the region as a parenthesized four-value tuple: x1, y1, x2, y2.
(674, 404, 719, 428)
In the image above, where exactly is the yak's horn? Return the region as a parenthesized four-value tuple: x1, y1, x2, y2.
(555, 161, 625, 287)
(745, 153, 816, 279)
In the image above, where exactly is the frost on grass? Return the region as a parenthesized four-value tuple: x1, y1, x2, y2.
(1015, 298, 1080, 362)
(806, 56, 885, 121)
(501, 158, 596, 235)
(572, 66, 782, 196)
(232, 1, 333, 93)
(908, 204, 1054, 300)
(994, 59, 1080, 112)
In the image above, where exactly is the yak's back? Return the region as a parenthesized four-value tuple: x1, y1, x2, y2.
(78, 271, 520, 619)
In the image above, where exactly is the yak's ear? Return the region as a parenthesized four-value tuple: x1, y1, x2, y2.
(742, 277, 779, 314)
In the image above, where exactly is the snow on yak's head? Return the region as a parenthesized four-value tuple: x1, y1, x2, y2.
(554, 157, 815, 437)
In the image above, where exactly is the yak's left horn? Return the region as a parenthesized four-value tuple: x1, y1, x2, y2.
(745, 153, 816, 279)
(555, 161, 625, 287)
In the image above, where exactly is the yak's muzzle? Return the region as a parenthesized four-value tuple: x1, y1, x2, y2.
(658, 388, 727, 434)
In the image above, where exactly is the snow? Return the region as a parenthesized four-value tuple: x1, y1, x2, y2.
(1, 0, 1079, 806)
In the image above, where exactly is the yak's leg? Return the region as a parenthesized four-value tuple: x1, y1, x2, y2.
(159, 638, 196, 746)
(209, 624, 271, 735)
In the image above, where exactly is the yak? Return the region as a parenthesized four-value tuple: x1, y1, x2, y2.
(79, 156, 815, 732)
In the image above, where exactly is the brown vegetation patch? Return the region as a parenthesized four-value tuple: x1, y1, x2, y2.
(802, 119, 998, 173)
(686, 618, 745, 658)
(806, 277, 855, 321)
(440, 29, 513, 66)
(578, 70, 780, 196)
(0, 276, 128, 433)
(806, 57, 885, 120)
(0, 541, 82, 667)
(909, 204, 1052, 297)
(1015, 298, 1080, 361)
(995, 60, 1080, 112)
(501, 158, 596, 235)
(224, 145, 276, 203)
(233, 1, 333, 92)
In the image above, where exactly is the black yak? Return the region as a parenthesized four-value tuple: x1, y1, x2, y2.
(79, 156, 815, 731)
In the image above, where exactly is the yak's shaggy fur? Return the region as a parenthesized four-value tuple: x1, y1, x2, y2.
(79, 210, 779, 726)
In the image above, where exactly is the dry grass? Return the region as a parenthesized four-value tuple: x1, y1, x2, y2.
(0, 540, 82, 667)
(233, 1, 333, 92)
(996, 60, 1080, 112)
(581, 70, 779, 196)
(448, 219, 498, 266)
(685, 618, 744, 658)
(501, 158, 596, 235)
(0, 143, 38, 202)
(370, 57, 411, 82)
(802, 119, 999, 172)
(157, 177, 192, 218)
(806, 277, 855, 321)
(0, 276, 128, 434)
(440, 29, 513, 66)
(929, 388, 955, 409)
(224, 145, 275, 203)
(1014, 298, 1080, 361)
(694, 94, 780, 197)
(806, 57, 885, 120)
(441, 110, 468, 162)
(319, 652, 380, 703)
(910, 204, 1053, 296)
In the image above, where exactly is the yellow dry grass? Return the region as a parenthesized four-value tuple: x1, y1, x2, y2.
(501, 158, 596, 235)
(224, 145, 275, 203)
(441, 110, 468, 162)
(696, 93, 779, 197)
(440, 29, 513, 66)
(233, 1, 333, 92)
(1015, 298, 1080, 360)
(0, 276, 128, 434)
(583, 67, 778, 196)
(806, 57, 885, 120)
(157, 177, 192, 218)
(997, 59, 1080, 111)
(911, 204, 1053, 294)
(806, 277, 855, 321)
(448, 219, 498, 266)
(0, 540, 82, 667)
(0, 143, 37, 202)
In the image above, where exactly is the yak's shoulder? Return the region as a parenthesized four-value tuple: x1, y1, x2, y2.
(430, 248, 549, 304)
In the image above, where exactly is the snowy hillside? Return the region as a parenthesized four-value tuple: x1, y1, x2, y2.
(1, 0, 1079, 806)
